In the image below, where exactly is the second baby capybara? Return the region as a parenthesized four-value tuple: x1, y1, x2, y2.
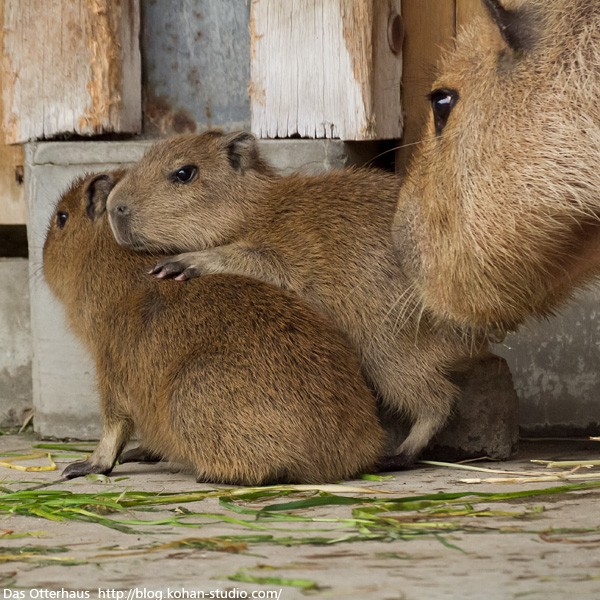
(106, 131, 487, 466)
(393, 0, 600, 332)
(43, 171, 385, 484)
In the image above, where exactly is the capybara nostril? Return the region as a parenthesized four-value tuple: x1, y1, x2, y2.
(114, 204, 130, 216)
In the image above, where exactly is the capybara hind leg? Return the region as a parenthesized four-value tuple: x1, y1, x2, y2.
(392, 409, 451, 466)
(63, 419, 133, 479)
(119, 446, 162, 464)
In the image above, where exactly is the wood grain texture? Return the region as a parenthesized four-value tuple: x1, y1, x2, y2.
(2, 0, 141, 144)
(250, 0, 402, 140)
(0, 0, 24, 224)
(456, 0, 487, 30)
(396, 0, 455, 171)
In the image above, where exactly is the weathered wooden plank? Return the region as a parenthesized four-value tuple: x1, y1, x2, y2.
(0, 0, 24, 224)
(250, 0, 403, 140)
(2, 0, 141, 144)
(396, 0, 455, 171)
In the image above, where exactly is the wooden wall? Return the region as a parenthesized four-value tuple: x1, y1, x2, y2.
(0, 0, 23, 224)
(0, 0, 487, 224)
(250, 0, 403, 140)
(0, 0, 141, 225)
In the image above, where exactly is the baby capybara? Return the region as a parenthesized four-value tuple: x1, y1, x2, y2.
(43, 171, 385, 484)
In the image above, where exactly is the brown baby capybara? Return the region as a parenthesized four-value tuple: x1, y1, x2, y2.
(393, 0, 600, 333)
(43, 171, 385, 484)
(105, 131, 487, 466)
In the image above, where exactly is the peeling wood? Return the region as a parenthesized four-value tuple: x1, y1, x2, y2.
(2, 0, 141, 144)
(250, 0, 402, 140)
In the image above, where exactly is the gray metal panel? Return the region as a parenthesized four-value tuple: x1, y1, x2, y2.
(141, 0, 251, 135)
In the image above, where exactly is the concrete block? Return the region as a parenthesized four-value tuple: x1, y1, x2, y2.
(429, 354, 519, 460)
(0, 257, 32, 428)
(259, 139, 384, 174)
(26, 141, 151, 439)
(495, 284, 600, 436)
(26, 139, 383, 439)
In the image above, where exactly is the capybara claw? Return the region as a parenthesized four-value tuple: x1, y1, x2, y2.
(62, 460, 113, 480)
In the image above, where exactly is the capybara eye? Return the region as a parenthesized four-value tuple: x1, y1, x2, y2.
(171, 165, 198, 184)
(429, 88, 459, 136)
(56, 211, 69, 229)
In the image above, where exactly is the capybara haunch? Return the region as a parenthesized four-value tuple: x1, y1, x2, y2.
(393, 0, 600, 332)
(43, 172, 385, 484)
(106, 131, 486, 466)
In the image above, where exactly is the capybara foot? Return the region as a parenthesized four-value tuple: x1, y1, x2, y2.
(150, 249, 230, 281)
(377, 453, 415, 472)
(149, 252, 205, 281)
(62, 460, 114, 480)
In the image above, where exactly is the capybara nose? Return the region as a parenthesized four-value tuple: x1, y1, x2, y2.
(114, 204, 130, 216)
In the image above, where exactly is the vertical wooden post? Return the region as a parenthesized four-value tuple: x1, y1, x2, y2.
(251, 0, 403, 140)
(2, 0, 141, 144)
(396, 0, 455, 172)
(0, 0, 23, 224)
(456, 0, 487, 30)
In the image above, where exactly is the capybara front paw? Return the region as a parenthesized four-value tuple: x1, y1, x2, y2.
(149, 250, 227, 281)
(62, 460, 113, 480)
(149, 258, 192, 280)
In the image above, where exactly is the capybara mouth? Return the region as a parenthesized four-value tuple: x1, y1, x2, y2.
(108, 212, 139, 249)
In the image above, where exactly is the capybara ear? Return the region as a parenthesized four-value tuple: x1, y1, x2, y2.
(482, 0, 536, 53)
(222, 131, 261, 174)
(84, 172, 121, 221)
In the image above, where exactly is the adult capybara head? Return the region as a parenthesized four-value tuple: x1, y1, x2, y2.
(393, 0, 600, 332)
(106, 130, 275, 253)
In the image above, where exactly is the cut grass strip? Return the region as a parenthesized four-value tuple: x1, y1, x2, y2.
(226, 569, 321, 591)
(34, 443, 95, 453)
(460, 473, 600, 484)
(0, 545, 83, 566)
(531, 459, 600, 468)
(0, 453, 57, 472)
(1, 481, 599, 541)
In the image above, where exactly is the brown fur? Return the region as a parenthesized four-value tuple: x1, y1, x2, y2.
(393, 0, 600, 332)
(43, 171, 385, 485)
(106, 131, 486, 464)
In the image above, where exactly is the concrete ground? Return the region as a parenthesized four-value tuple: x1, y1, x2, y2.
(0, 433, 599, 600)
